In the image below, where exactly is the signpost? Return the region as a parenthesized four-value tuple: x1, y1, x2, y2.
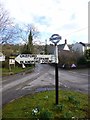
(15, 54, 55, 64)
(15, 54, 35, 64)
(9, 59, 15, 65)
(9, 57, 15, 72)
(50, 34, 62, 105)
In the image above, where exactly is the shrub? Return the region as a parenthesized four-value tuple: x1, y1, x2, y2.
(77, 56, 87, 65)
(2, 59, 9, 68)
(84, 49, 90, 60)
(58, 51, 77, 69)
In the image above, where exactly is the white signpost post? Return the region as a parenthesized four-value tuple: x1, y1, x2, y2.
(9, 58, 15, 72)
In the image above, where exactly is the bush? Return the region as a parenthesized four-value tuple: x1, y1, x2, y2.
(2, 59, 9, 68)
(58, 51, 77, 69)
(77, 56, 87, 65)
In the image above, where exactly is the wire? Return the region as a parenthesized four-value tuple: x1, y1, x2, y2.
(63, 26, 88, 37)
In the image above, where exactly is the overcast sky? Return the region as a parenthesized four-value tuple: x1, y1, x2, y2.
(1, 0, 89, 44)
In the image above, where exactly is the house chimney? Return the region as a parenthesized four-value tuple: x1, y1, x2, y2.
(65, 39, 67, 44)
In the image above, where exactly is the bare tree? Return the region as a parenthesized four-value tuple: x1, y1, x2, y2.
(0, 4, 10, 32)
(18, 24, 39, 44)
(58, 50, 78, 68)
(0, 3, 10, 43)
(20, 24, 40, 54)
(0, 3, 19, 44)
(0, 3, 39, 45)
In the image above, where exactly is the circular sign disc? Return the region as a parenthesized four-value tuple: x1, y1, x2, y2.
(50, 34, 61, 44)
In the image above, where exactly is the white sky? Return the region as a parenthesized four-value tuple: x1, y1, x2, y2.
(1, 0, 89, 44)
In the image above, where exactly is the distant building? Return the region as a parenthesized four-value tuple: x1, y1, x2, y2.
(58, 39, 70, 52)
(47, 39, 70, 54)
(72, 42, 88, 55)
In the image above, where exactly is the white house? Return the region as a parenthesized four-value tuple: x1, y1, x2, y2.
(58, 39, 70, 52)
(72, 42, 87, 55)
(63, 39, 70, 51)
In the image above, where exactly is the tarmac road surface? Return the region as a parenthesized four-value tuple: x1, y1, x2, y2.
(1, 64, 89, 107)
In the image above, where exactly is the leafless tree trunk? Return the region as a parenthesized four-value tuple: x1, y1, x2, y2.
(0, 3, 19, 44)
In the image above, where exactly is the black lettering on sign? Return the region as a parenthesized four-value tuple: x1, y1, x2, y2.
(24, 61, 31, 64)
(25, 61, 27, 63)
(20, 61, 23, 64)
(28, 61, 31, 63)
(20, 54, 22, 58)
(22, 54, 25, 57)
(20, 54, 33, 58)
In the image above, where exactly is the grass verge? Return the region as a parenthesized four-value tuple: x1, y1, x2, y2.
(1, 65, 34, 76)
(2, 90, 88, 119)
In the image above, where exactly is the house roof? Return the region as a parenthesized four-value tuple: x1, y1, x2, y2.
(58, 39, 70, 51)
(47, 40, 70, 54)
(79, 42, 86, 46)
(73, 42, 90, 48)
(58, 43, 70, 51)
(47, 43, 70, 54)
(58, 44, 65, 51)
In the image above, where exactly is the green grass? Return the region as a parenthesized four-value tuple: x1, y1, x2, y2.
(2, 90, 88, 119)
(1, 65, 34, 76)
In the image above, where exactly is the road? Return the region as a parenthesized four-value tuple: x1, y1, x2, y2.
(1, 64, 89, 107)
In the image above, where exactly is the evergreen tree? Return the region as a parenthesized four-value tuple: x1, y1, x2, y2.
(21, 44, 29, 54)
(28, 30, 34, 54)
(44, 39, 48, 54)
(85, 49, 90, 60)
(21, 30, 34, 54)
